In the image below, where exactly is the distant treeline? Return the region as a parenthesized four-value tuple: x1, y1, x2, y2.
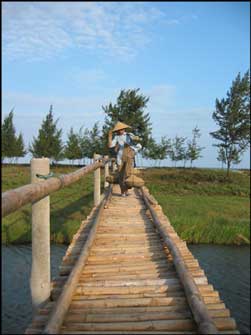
(2, 71, 250, 175)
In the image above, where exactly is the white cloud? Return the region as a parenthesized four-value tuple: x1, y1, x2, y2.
(2, 2, 167, 62)
(2, 91, 106, 129)
(166, 19, 180, 25)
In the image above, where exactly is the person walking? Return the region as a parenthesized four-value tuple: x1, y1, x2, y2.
(108, 121, 142, 196)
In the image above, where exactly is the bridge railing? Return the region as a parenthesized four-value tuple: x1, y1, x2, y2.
(1, 154, 113, 313)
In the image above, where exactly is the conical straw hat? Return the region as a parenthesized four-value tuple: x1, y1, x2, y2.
(112, 121, 131, 132)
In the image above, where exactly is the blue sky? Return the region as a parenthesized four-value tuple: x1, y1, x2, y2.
(2, 1, 250, 167)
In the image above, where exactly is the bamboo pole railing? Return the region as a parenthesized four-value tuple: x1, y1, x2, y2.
(140, 186, 219, 335)
(2, 154, 111, 313)
(2, 156, 110, 218)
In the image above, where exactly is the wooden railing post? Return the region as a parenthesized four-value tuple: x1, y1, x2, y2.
(104, 155, 109, 189)
(93, 153, 101, 206)
(30, 157, 51, 314)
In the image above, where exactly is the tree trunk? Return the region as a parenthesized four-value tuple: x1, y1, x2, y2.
(227, 161, 231, 176)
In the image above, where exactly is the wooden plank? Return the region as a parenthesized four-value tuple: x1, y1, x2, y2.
(64, 310, 193, 323)
(43, 187, 112, 334)
(69, 297, 190, 307)
(141, 187, 218, 335)
(61, 319, 197, 331)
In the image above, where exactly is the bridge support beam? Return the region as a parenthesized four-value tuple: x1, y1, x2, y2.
(94, 153, 101, 206)
(30, 157, 51, 314)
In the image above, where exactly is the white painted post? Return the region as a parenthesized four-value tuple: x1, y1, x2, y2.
(30, 157, 50, 314)
(104, 155, 109, 189)
(94, 153, 101, 206)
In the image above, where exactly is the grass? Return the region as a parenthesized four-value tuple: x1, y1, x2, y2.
(2, 165, 250, 245)
(2, 164, 104, 245)
(140, 167, 250, 245)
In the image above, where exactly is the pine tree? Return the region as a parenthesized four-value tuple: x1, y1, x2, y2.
(89, 122, 103, 158)
(101, 89, 152, 153)
(64, 127, 82, 165)
(210, 71, 250, 175)
(78, 127, 91, 164)
(2, 109, 26, 163)
(29, 105, 64, 164)
(14, 133, 27, 163)
(186, 126, 204, 168)
(2, 110, 16, 162)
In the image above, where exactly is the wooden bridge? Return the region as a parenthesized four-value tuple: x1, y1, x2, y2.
(2, 156, 239, 334)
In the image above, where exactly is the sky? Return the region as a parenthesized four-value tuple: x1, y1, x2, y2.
(2, 1, 250, 168)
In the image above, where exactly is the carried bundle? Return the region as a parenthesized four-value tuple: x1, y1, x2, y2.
(106, 171, 119, 184)
(131, 168, 141, 175)
(125, 174, 144, 188)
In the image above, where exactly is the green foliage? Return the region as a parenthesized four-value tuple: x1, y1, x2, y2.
(13, 133, 27, 161)
(210, 70, 250, 175)
(141, 167, 250, 245)
(142, 136, 171, 166)
(169, 136, 187, 166)
(76, 123, 103, 160)
(2, 110, 16, 160)
(101, 89, 152, 153)
(64, 127, 82, 164)
(2, 109, 26, 162)
(2, 165, 105, 244)
(29, 105, 64, 164)
(88, 122, 103, 157)
(2, 165, 249, 245)
(186, 126, 204, 167)
(78, 127, 91, 162)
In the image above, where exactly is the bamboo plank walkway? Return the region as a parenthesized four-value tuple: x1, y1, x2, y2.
(25, 185, 239, 334)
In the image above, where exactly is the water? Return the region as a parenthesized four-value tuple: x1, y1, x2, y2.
(2, 244, 250, 334)
(2, 244, 67, 334)
(188, 244, 250, 334)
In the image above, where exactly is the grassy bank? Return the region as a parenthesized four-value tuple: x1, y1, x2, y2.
(2, 165, 250, 245)
(140, 168, 250, 245)
(2, 165, 104, 244)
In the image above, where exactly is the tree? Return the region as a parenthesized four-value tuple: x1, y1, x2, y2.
(78, 127, 91, 164)
(29, 105, 64, 164)
(88, 122, 103, 158)
(186, 126, 204, 168)
(64, 127, 82, 165)
(101, 89, 152, 153)
(169, 136, 187, 167)
(142, 137, 158, 166)
(155, 137, 171, 167)
(2, 109, 26, 163)
(78, 122, 103, 162)
(13, 133, 26, 163)
(210, 71, 250, 175)
(2, 109, 16, 162)
(142, 136, 171, 167)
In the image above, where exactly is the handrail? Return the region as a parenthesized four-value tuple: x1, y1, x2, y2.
(140, 186, 219, 335)
(2, 157, 110, 218)
(43, 185, 113, 334)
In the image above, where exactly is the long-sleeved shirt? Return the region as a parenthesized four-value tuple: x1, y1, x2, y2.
(109, 132, 142, 165)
